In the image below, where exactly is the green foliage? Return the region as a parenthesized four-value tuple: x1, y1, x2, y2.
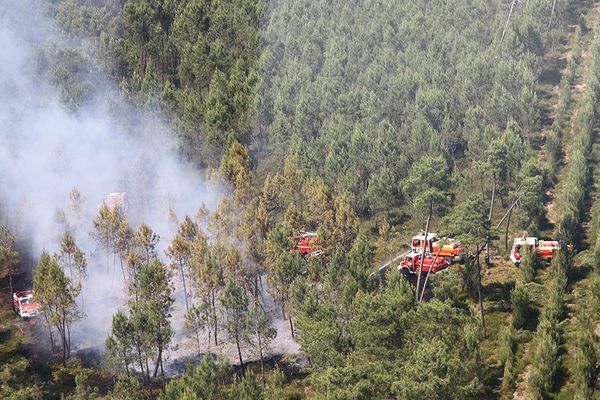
(519, 250, 537, 284)
(33, 251, 81, 367)
(556, 32, 600, 249)
(64, 371, 98, 400)
(106, 250, 173, 384)
(297, 275, 483, 399)
(238, 372, 263, 400)
(104, 311, 135, 376)
(571, 313, 597, 400)
(347, 234, 375, 291)
(511, 283, 533, 330)
(588, 272, 600, 316)
(160, 356, 228, 400)
(107, 376, 151, 400)
(0, 225, 19, 279)
(527, 248, 568, 399)
(444, 194, 491, 249)
(392, 336, 482, 400)
(220, 279, 249, 366)
(498, 326, 517, 393)
(254, 0, 557, 210)
(50, 0, 265, 163)
(402, 155, 452, 220)
(527, 318, 561, 399)
(431, 268, 464, 304)
(516, 168, 546, 234)
(0, 355, 44, 400)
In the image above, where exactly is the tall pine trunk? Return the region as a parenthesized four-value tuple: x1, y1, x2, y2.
(505, 207, 513, 250)
(123, 349, 130, 377)
(145, 352, 150, 383)
(66, 321, 71, 358)
(212, 290, 218, 346)
(160, 357, 165, 388)
(136, 342, 145, 384)
(486, 178, 496, 268)
(61, 314, 67, 367)
(153, 345, 162, 378)
(180, 265, 189, 311)
(235, 333, 244, 371)
(476, 245, 487, 337)
(258, 329, 266, 387)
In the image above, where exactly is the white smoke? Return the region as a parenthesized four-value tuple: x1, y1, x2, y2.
(0, 1, 222, 352)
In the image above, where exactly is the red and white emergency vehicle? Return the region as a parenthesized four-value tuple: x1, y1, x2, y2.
(510, 237, 560, 265)
(293, 231, 323, 257)
(398, 252, 450, 274)
(411, 232, 463, 263)
(13, 290, 41, 319)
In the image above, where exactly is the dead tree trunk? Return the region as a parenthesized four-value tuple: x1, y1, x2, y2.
(420, 247, 442, 302)
(501, 0, 518, 43)
(550, 0, 558, 26)
(416, 202, 433, 303)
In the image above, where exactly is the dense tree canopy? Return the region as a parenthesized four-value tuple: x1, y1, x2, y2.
(2, 0, 599, 399)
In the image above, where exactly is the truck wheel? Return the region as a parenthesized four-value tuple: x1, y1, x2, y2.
(444, 257, 453, 265)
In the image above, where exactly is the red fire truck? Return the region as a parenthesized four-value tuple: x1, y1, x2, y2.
(13, 290, 41, 319)
(398, 252, 450, 274)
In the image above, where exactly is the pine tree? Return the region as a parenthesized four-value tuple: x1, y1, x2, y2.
(133, 224, 160, 265)
(444, 194, 492, 334)
(572, 313, 597, 400)
(246, 300, 277, 386)
(511, 283, 533, 330)
(402, 155, 452, 302)
(137, 259, 174, 382)
(33, 251, 81, 366)
(239, 372, 263, 399)
(498, 326, 517, 393)
(221, 279, 249, 368)
(0, 225, 19, 296)
(104, 311, 135, 377)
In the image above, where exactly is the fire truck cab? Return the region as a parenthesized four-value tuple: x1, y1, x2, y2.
(411, 232, 463, 262)
(13, 290, 41, 319)
(293, 231, 323, 257)
(101, 192, 127, 211)
(398, 251, 450, 274)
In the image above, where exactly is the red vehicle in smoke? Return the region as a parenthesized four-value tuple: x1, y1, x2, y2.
(13, 290, 41, 319)
(100, 192, 127, 211)
(293, 231, 323, 257)
(398, 252, 450, 274)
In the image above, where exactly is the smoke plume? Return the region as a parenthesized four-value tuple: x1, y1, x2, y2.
(0, 1, 221, 353)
